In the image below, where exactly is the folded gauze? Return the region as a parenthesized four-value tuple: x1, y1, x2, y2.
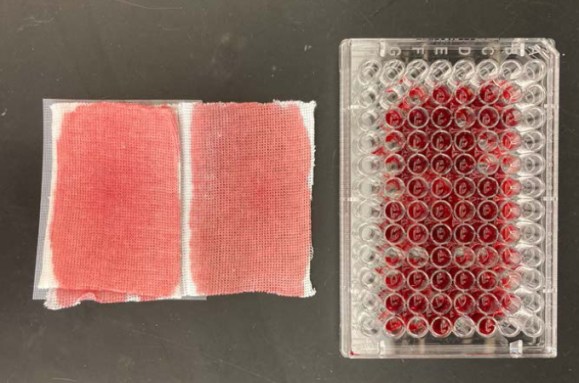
(38, 102, 183, 309)
(36, 100, 315, 309)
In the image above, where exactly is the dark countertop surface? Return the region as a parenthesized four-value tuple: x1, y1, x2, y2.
(1, 0, 577, 382)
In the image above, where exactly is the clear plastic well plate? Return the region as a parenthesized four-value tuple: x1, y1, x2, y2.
(340, 38, 559, 358)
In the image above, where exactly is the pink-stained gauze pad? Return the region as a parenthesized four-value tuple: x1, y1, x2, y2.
(187, 102, 315, 297)
(39, 102, 182, 309)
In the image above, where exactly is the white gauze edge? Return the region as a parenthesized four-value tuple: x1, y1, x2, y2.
(276, 100, 316, 297)
(38, 103, 83, 290)
(178, 102, 199, 297)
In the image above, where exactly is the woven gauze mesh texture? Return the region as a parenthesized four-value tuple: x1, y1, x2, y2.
(189, 102, 315, 297)
(45, 102, 182, 308)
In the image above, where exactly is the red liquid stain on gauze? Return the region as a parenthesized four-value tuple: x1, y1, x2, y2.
(189, 102, 313, 296)
(50, 103, 181, 307)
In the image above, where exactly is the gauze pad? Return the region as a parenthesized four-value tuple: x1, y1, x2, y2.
(38, 102, 182, 309)
(187, 102, 316, 297)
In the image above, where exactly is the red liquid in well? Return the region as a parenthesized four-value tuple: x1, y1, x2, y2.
(373, 75, 524, 338)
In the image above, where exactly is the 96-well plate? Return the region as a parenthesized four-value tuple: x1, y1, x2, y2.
(340, 38, 559, 358)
